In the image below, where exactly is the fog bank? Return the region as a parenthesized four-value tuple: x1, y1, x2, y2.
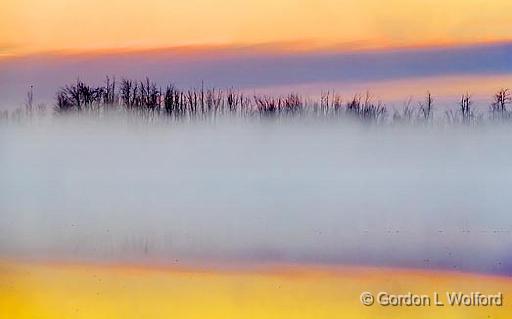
(1, 117, 512, 274)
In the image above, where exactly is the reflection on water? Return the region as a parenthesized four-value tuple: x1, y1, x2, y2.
(1, 118, 512, 274)
(2, 260, 512, 319)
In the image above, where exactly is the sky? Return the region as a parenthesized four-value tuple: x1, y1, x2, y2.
(1, 42, 512, 108)
(1, 0, 512, 108)
(1, 0, 512, 56)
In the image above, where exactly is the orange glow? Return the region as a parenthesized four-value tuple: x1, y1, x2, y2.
(1, 260, 512, 318)
(1, 0, 512, 57)
(253, 74, 512, 101)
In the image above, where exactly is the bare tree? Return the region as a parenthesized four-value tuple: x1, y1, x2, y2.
(418, 91, 433, 122)
(490, 88, 511, 120)
(393, 97, 414, 124)
(120, 79, 136, 108)
(25, 85, 34, 115)
(346, 92, 386, 123)
(460, 92, 473, 124)
(55, 79, 103, 113)
(103, 76, 116, 106)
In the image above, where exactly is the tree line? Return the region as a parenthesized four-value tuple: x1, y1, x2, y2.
(2, 77, 511, 125)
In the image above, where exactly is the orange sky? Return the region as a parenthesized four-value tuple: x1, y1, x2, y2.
(1, 0, 512, 56)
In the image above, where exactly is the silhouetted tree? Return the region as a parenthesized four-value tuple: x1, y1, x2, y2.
(419, 91, 433, 122)
(460, 92, 473, 124)
(490, 88, 511, 120)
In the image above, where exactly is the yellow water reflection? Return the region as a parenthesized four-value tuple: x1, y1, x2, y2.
(1, 260, 511, 318)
